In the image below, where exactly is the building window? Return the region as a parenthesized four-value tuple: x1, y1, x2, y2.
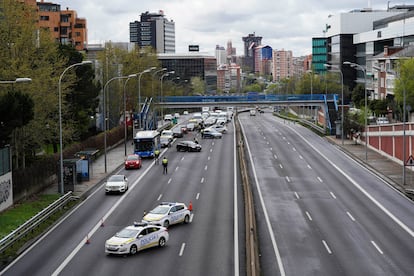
(40, 15, 49, 21)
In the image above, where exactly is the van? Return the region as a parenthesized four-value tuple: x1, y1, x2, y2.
(376, 117, 389, 125)
(250, 109, 256, 116)
(164, 114, 173, 121)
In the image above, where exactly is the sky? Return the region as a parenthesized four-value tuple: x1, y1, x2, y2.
(54, 0, 393, 56)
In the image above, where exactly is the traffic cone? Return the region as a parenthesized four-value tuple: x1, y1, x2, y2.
(85, 235, 90, 244)
(188, 201, 193, 212)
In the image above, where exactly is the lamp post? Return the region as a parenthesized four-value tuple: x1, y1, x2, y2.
(103, 74, 134, 173)
(137, 67, 156, 129)
(306, 70, 314, 121)
(152, 68, 167, 96)
(59, 61, 92, 194)
(344, 61, 367, 160)
(324, 64, 344, 145)
(123, 74, 138, 156)
(0, 77, 32, 84)
(160, 71, 175, 119)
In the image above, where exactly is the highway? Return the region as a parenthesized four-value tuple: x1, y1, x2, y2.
(239, 111, 414, 275)
(1, 121, 244, 276)
(2, 109, 414, 276)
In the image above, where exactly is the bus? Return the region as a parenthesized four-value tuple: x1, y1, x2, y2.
(133, 130, 160, 158)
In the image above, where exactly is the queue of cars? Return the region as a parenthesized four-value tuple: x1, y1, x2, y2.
(105, 109, 229, 256)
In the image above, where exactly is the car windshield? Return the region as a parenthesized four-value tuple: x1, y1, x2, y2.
(127, 155, 138, 161)
(109, 175, 124, 182)
(115, 228, 140, 238)
(150, 205, 170, 215)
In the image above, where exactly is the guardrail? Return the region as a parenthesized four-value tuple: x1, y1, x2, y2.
(0, 192, 78, 255)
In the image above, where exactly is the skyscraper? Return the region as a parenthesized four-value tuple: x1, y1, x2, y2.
(242, 33, 262, 73)
(130, 10, 175, 53)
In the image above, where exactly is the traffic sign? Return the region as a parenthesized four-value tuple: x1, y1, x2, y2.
(405, 155, 414, 166)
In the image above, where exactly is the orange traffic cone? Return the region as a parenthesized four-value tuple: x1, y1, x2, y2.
(188, 201, 193, 212)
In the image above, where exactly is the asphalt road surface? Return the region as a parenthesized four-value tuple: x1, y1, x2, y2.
(239, 111, 414, 276)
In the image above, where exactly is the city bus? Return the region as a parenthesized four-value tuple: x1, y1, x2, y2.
(133, 130, 160, 158)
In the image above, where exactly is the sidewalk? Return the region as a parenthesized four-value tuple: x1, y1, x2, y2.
(327, 136, 414, 200)
(44, 141, 133, 197)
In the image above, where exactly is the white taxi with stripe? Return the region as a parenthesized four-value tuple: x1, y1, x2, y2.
(105, 222, 168, 255)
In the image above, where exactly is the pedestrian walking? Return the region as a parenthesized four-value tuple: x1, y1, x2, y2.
(162, 156, 168, 174)
(154, 149, 160, 164)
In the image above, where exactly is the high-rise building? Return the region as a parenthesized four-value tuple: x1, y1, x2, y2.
(242, 33, 262, 73)
(272, 49, 293, 82)
(254, 45, 272, 76)
(215, 45, 226, 65)
(130, 10, 175, 53)
(23, 0, 87, 51)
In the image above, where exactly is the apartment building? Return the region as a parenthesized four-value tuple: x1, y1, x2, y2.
(272, 49, 293, 82)
(23, 0, 88, 51)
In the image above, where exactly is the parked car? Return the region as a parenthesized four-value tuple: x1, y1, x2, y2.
(105, 175, 128, 194)
(124, 154, 142, 170)
(376, 117, 389, 125)
(105, 222, 168, 255)
(172, 127, 184, 138)
(142, 202, 191, 228)
(176, 141, 202, 152)
(201, 128, 222, 139)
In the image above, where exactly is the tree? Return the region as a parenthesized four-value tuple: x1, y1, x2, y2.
(394, 58, 414, 121)
(190, 77, 205, 95)
(351, 84, 366, 109)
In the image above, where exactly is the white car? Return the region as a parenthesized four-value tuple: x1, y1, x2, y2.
(161, 130, 174, 141)
(105, 222, 169, 255)
(142, 202, 191, 228)
(105, 175, 128, 194)
(210, 124, 227, 133)
(201, 128, 223, 139)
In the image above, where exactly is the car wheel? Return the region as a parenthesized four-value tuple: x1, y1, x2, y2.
(130, 245, 138, 255)
(159, 237, 166, 247)
(163, 220, 170, 228)
(184, 214, 190, 224)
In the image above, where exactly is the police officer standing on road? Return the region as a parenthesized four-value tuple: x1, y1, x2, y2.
(162, 156, 168, 174)
(154, 149, 160, 164)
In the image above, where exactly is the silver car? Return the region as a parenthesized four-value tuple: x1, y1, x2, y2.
(105, 175, 128, 194)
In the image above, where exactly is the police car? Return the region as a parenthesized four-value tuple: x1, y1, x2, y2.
(105, 222, 168, 255)
(142, 202, 191, 228)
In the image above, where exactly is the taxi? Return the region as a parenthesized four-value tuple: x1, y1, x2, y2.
(142, 202, 191, 228)
(105, 222, 168, 255)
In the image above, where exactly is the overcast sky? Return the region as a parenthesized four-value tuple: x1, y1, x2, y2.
(55, 0, 393, 56)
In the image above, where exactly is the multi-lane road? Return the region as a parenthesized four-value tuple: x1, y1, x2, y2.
(2, 110, 414, 276)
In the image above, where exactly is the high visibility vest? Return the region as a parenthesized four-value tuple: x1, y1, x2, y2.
(155, 150, 160, 156)
(162, 158, 168, 165)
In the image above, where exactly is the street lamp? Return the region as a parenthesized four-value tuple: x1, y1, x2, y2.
(152, 68, 167, 96)
(103, 74, 134, 173)
(59, 60, 92, 194)
(160, 71, 175, 119)
(344, 61, 367, 161)
(305, 70, 313, 100)
(123, 74, 138, 156)
(324, 64, 344, 145)
(0, 77, 32, 84)
(137, 67, 156, 113)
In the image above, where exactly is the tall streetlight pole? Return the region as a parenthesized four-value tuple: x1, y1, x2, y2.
(324, 64, 344, 145)
(123, 74, 138, 156)
(160, 71, 175, 120)
(344, 61, 367, 160)
(103, 75, 133, 173)
(152, 68, 167, 96)
(59, 61, 92, 194)
(306, 70, 314, 121)
(137, 67, 156, 129)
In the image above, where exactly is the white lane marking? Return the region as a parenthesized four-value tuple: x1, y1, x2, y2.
(294, 192, 300, 199)
(204, 165, 208, 171)
(196, 193, 200, 200)
(288, 125, 414, 238)
(274, 154, 278, 160)
(210, 148, 213, 152)
(212, 142, 215, 146)
(208, 156, 211, 160)
(285, 176, 291, 183)
(305, 211, 313, 221)
(307, 164, 312, 169)
(157, 194, 163, 201)
(267, 142, 270, 145)
(181, 157, 185, 161)
(330, 192, 337, 199)
(299, 155, 303, 160)
(270, 147, 273, 151)
(168, 178, 172, 184)
(292, 147, 296, 151)
(371, 241, 384, 255)
(346, 212, 356, 222)
(317, 177, 323, 183)
(279, 164, 283, 169)
(232, 119, 240, 276)
(287, 142, 290, 145)
(200, 177, 204, 183)
(322, 240, 332, 254)
(179, 243, 186, 256)
(190, 213, 194, 223)
(239, 124, 286, 276)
